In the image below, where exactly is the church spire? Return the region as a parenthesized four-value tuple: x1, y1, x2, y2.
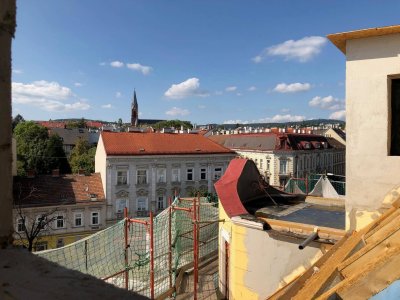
(131, 89, 139, 126)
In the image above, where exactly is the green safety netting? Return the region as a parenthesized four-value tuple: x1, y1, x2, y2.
(284, 175, 346, 196)
(36, 197, 219, 298)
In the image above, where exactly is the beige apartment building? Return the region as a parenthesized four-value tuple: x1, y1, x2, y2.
(209, 133, 345, 187)
(95, 131, 235, 222)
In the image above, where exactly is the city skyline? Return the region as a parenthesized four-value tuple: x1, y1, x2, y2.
(12, 1, 400, 124)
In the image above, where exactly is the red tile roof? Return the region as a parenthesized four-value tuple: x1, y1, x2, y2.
(101, 131, 235, 156)
(13, 173, 105, 208)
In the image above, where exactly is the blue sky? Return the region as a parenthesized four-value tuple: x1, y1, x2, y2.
(11, 0, 400, 124)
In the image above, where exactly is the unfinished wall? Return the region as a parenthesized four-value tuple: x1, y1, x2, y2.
(345, 33, 400, 230)
(219, 203, 323, 300)
(0, 0, 15, 246)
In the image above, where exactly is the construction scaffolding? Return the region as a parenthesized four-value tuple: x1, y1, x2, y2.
(36, 196, 220, 299)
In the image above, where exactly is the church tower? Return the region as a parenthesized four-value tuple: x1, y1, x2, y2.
(131, 90, 138, 126)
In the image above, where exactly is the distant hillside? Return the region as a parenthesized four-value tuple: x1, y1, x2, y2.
(219, 119, 345, 129)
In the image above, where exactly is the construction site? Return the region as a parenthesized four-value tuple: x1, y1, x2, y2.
(36, 196, 221, 299)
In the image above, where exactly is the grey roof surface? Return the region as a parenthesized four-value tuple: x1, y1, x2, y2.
(49, 128, 95, 145)
(209, 134, 277, 151)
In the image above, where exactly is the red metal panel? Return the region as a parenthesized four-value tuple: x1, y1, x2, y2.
(214, 158, 249, 218)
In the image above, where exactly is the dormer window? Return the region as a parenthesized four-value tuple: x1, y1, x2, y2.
(304, 142, 311, 149)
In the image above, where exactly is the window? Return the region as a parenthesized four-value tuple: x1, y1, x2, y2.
(279, 160, 287, 174)
(55, 215, 65, 229)
(260, 159, 263, 169)
(74, 212, 83, 227)
(34, 241, 48, 252)
(56, 238, 64, 248)
(17, 218, 25, 233)
(255, 158, 258, 166)
(157, 168, 166, 183)
(200, 168, 207, 180)
(172, 168, 180, 182)
(137, 197, 147, 211)
(116, 199, 128, 213)
(214, 167, 222, 180)
(36, 214, 47, 230)
(91, 212, 100, 225)
(117, 170, 128, 185)
(157, 195, 165, 210)
(186, 168, 193, 181)
(137, 169, 147, 184)
(390, 78, 400, 155)
(266, 159, 270, 171)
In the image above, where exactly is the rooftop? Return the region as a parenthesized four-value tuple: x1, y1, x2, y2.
(100, 131, 235, 156)
(328, 24, 400, 53)
(13, 173, 105, 208)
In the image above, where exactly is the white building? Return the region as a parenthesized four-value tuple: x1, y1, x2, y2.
(328, 25, 400, 230)
(95, 131, 235, 222)
(209, 133, 345, 187)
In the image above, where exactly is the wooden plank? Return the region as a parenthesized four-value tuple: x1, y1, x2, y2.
(340, 228, 400, 278)
(317, 245, 400, 300)
(364, 209, 400, 239)
(258, 217, 346, 240)
(291, 205, 398, 300)
(267, 233, 351, 300)
(338, 215, 400, 275)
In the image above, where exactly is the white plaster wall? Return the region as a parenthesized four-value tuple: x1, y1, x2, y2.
(94, 135, 107, 196)
(244, 229, 323, 299)
(345, 34, 400, 229)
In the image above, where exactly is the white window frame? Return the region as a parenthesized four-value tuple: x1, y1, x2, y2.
(16, 217, 26, 233)
(280, 160, 287, 174)
(137, 169, 148, 184)
(35, 241, 48, 252)
(200, 168, 207, 180)
(55, 214, 66, 229)
(186, 168, 194, 181)
(74, 212, 84, 227)
(117, 170, 128, 185)
(157, 168, 166, 183)
(116, 198, 129, 213)
(214, 167, 223, 180)
(91, 211, 100, 225)
(172, 168, 180, 182)
(266, 159, 270, 171)
(157, 195, 166, 211)
(137, 197, 148, 211)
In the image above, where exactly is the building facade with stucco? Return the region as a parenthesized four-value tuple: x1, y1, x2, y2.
(95, 131, 235, 222)
(209, 133, 345, 187)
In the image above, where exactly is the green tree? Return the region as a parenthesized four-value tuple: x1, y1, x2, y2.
(66, 118, 87, 129)
(153, 119, 193, 130)
(69, 139, 95, 174)
(12, 114, 25, 130)
(14, 122, 70, 175)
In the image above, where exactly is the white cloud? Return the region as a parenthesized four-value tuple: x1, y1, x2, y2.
(165, 107, 190, 116)
(101, 104, 113, 109)
(198, 105, 206, 109)
(115, 91, 122, 98)
(258, 114, 306, 123)
(225, 86, 237, 92)
(329, 110, 346, 120)
(273, 82, 311, 93)
(110, 61, 124, 68)
(248, 86, 257, 91)
(253, 36, 327, 63)
(12, 80, 90, 112)
(13, 69, 23, 74)
(126, 63, 153, 75)
(99, 62, 106, 66)
(215, 91, 223, 95)
(309, 95, 344, 110)
(223, 119, 249, 124)
(74, 82, 83, 87)
(236, 93, 242, 96)
(164, 78, 209, 99)
(281, 108, 290, 113)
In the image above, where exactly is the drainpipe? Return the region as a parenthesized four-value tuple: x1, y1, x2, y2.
(299, 227, 319, 250)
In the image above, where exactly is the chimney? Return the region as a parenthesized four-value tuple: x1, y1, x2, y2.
(52, 169, 60, 177)
(27, 169, 35, 178)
